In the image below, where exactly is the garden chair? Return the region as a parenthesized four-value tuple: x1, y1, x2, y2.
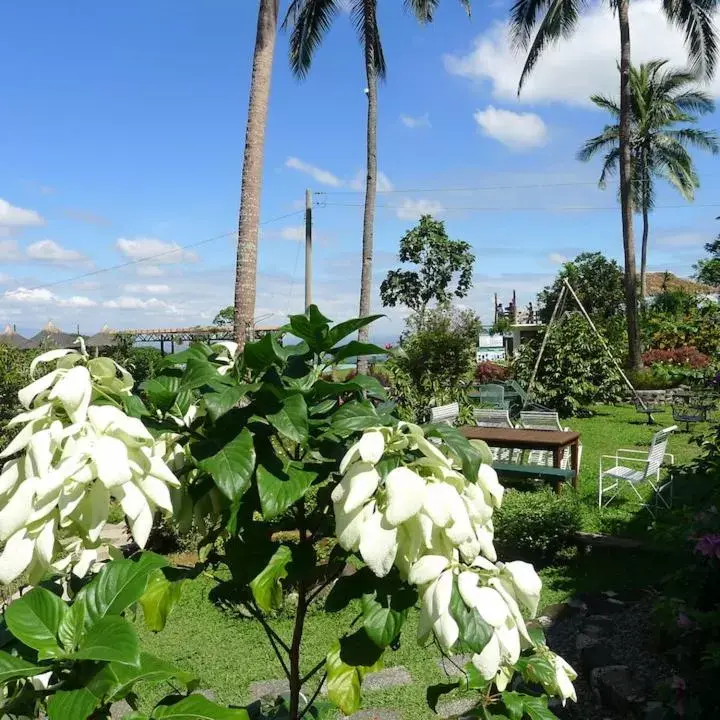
(472, 408, 513, 428)
(503, 379, 550, 415)
(471, 383, 507, 409)
(518, 411, 566, 432)
(598, 425, 677, 517)
(429, 402, 459, 426)
(672, 395, 709, 431)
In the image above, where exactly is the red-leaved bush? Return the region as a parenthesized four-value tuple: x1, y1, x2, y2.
(475, 361, 510, 384)
(642, 346, 711, 369)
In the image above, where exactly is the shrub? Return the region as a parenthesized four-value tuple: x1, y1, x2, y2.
(642, 347, 710, 369)
(628, 367, 678, 391)
(475, 361, 509, 384)
(494, 487, 582, 564)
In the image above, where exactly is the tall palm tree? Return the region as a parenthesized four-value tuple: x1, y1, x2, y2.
(510, 0, 719, 369)
(283, 0, 469, 372)
(579, 60, 718, 300)
(234, 0, 280, 347)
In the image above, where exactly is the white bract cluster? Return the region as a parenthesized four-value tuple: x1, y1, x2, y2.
(333, 423, 576, 704)
(0, 347, 181, 584)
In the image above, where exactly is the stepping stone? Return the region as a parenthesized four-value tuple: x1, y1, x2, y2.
(110, 700, 133, 719)
(437, 654, 472, 677)
(580, 642, 617, 676)
(248, 679, 290, 701)
(436, 696, 477, 719)
(345, 710, 402, 720)
(582, 615, 614, 638)
(100, 522, 131, 547)
(362, 667, 412, 692)
(591, 665, 646, 714)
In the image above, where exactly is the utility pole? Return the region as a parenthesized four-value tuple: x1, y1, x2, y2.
(305, 188, 312, 309)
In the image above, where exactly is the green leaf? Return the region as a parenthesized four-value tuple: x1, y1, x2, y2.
(458, 661, 491, 691)
(518, 656, 557, 689)
(243, 333, 285, 371)
(249, 545, 292, 613)
(139, 570, 184, 632)
(204, 382, 260, 422)
(425, 424, 481, 481)
(162, 343, 214, 367)
(329, 341, 387, 364)
(310, 398, 337, 416)
(5, 587, 66, 658)
(141, 375, 180, 411)
(468, 439, 494, 467)
(426, 682, 459, 713)
(256, 463, 317, 521)
(75, 553, 168, 626)
(339, 629, 384, 668)
(362, 598, 406, 649)
(151, 693, 250, 719)
(288, 306, 332, 350)
(267, 394, 308, 443)
(0, 650, 44, 683)
(97, 652, 198, 702)
(325, 642, 362, 716)
(330, 401, 380, 435)
(122, 393, 150, 418)
(347, 373, 387, 400)
(181, 358, 221, 391)
(197, 428, 255, 503)
(327, 314, 384, 348)
(73, 616, 140, 666)
(284, 371, 317, 393)
(57, 599, 86, 652)
(47, 687, 99, 720)
(448, 579, 492, 654)
(522, 694, 558, 720)
(501, 691, 525, 720)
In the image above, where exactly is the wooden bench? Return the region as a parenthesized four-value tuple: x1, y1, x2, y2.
(493, 462, 575, 493)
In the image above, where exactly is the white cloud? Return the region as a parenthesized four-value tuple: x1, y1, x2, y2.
(123, 283, 171, 294)
(135, 264, 166, 277)
(74, 280, 101, 291)
(0, 273, 11, 285)
(444, 0, 720, 106)
(400, 113, 431, 129)
(279, 226, 305, 241)
(59, 295, 96, 308)
(474, 106, 548, 149)
(26, 239, 89, 265)
(116, 237, 198, 264)
(350, 170, 394, 193)
(0, 240, 20, 262)
(395, 198, 445, 221)
(4, 287, 55, 304)
(103, 296, 180, 314)
(657, 231, 708, 247)
(0, 199, 44, 229)
(285, 157, 343, 187)
(548, 252, 568, 265)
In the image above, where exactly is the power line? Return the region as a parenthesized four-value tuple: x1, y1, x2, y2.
(318, 201, 720, 212)
(315, 180, 603, 195)
(4, 209, 307, 296)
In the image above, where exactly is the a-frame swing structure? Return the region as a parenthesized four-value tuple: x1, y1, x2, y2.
(523, 278, 648, 412)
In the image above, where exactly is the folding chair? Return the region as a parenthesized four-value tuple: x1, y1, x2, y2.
(429, 402, 459, 426)
(598, 425, 677, 517)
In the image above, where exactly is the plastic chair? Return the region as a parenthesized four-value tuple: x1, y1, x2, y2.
(429, 402, 459, 426)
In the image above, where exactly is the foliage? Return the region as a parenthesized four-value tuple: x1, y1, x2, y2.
(107, 344, 163, 388)
(213, 306, 235, 327)
(642, 298, 720, 357)
(513, 313, 625, 416)
(475, 362, 509, 385)
(0, 306, 576, 720)
(628, 367, 679, 391)
(643, 347, 710, 369)
(694, 236, 720, 287)
(537, 252, 625, 327)
(380, 215, 475, 321)
(387, 305, 481, 423)
(494, 488, 582, 565)
(0, 346, 39, 450)
(650, 287, 701, 316)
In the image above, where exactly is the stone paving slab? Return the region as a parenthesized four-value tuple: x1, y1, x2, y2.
(362, 666, 412, 692)
(436, 696, 477, 719)
(345, 710, 402, 720)
(248, 679, 290, 701)
(437, 654, 472, 677)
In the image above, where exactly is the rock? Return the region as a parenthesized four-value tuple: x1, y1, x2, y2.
(346, 711, 402, 720)
(248, 679, 290, 701)
(362, 666, 412, 691)
(541, 602, 573, 624)
(582, 615, 614, 638)
(536, 615, 554, 629)
(110, 700, 133, 719)
(643, 700, 666, 720)
(575, 633, 597, 651)
(197, 688, 217, 702)
(586, 594, 626, 615)
(591, 665, 646, 713)
(567, 595, 588, 612)
(580, 642, 617, 676)
(437, 654, 472, 677)
(548, 697, 575, 720)
(435, 696, 477, 719)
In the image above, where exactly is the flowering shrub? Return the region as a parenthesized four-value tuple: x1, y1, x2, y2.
(642, 347, 711, 369)
(0, 308, 575, 720)
(475, 361, 509, 384)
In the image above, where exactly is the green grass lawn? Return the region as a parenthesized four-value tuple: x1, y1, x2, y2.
(135, 404, 710, 719)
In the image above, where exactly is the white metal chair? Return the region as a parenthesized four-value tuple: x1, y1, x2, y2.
(473, 408, 513, 428)
(598, 425, 677, 516)
(429, 402, 459, 426)
(519, 411, 565, 432)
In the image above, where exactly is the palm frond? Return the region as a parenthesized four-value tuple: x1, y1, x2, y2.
(666, 127, 720, 153)
(590, 94, 620, 116)
(352, 0, 386, 79)
(509, 0, 551, 49)
(404, 0, 441, 22)
(661, 0, 718, 79)
(577, 127, 619, 163)
(284, 0, 341, 78)
(671, 89, 716, 115)
(598, 147, 620, 188)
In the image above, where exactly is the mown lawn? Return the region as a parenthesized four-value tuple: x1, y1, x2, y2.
(136, 403, 710, 719)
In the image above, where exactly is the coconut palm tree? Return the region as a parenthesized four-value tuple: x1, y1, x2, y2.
(234, 0, 280, 347)
(510, 0, 719, 369)
(283, 0, 469, 372)
(579, 60, 718, 301)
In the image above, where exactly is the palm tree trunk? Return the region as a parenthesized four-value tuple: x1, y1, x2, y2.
(617, 0, 643, 370)
(356, 37, 378, 375)
(234, 0, 279, 347)
(640, 202, 649, 303)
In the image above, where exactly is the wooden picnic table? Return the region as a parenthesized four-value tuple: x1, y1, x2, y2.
(460, 426, 581, 491)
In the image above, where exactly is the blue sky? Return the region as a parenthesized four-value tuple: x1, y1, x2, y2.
(1, 0, 718, 341)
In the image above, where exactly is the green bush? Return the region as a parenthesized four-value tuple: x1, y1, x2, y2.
(627, 367, 678, 390)
(0, 345, 39, 452)
(494, 487, 582, 564)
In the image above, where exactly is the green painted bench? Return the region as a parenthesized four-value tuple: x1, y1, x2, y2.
(493, 462, 575, 494)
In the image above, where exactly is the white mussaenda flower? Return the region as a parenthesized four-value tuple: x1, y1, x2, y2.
(408, 554, 449, 586)
(477, 464, 504, 508)
(0, 345, 181, 584)
(340, 428, 385, 472)
(384, 466, 426, 526)
(502, 560, 542, 617)
(332, 461, 379, 514)
(550, 653, 578, 704)
(358, 510, 398, 577)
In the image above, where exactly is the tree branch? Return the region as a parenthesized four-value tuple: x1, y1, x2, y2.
(298, 671, 327, 720)
(300, 657, 327, 685)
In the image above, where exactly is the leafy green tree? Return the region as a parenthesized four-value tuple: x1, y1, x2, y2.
(380, 214, 475, 324)
(510, 0, 720, 371)
(695, 235, 720, 287)
(538, 252, 625, 326)
(283, 0, 470, 373)
(579, 60, 719, 299)
(213, 306, 235, 326)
